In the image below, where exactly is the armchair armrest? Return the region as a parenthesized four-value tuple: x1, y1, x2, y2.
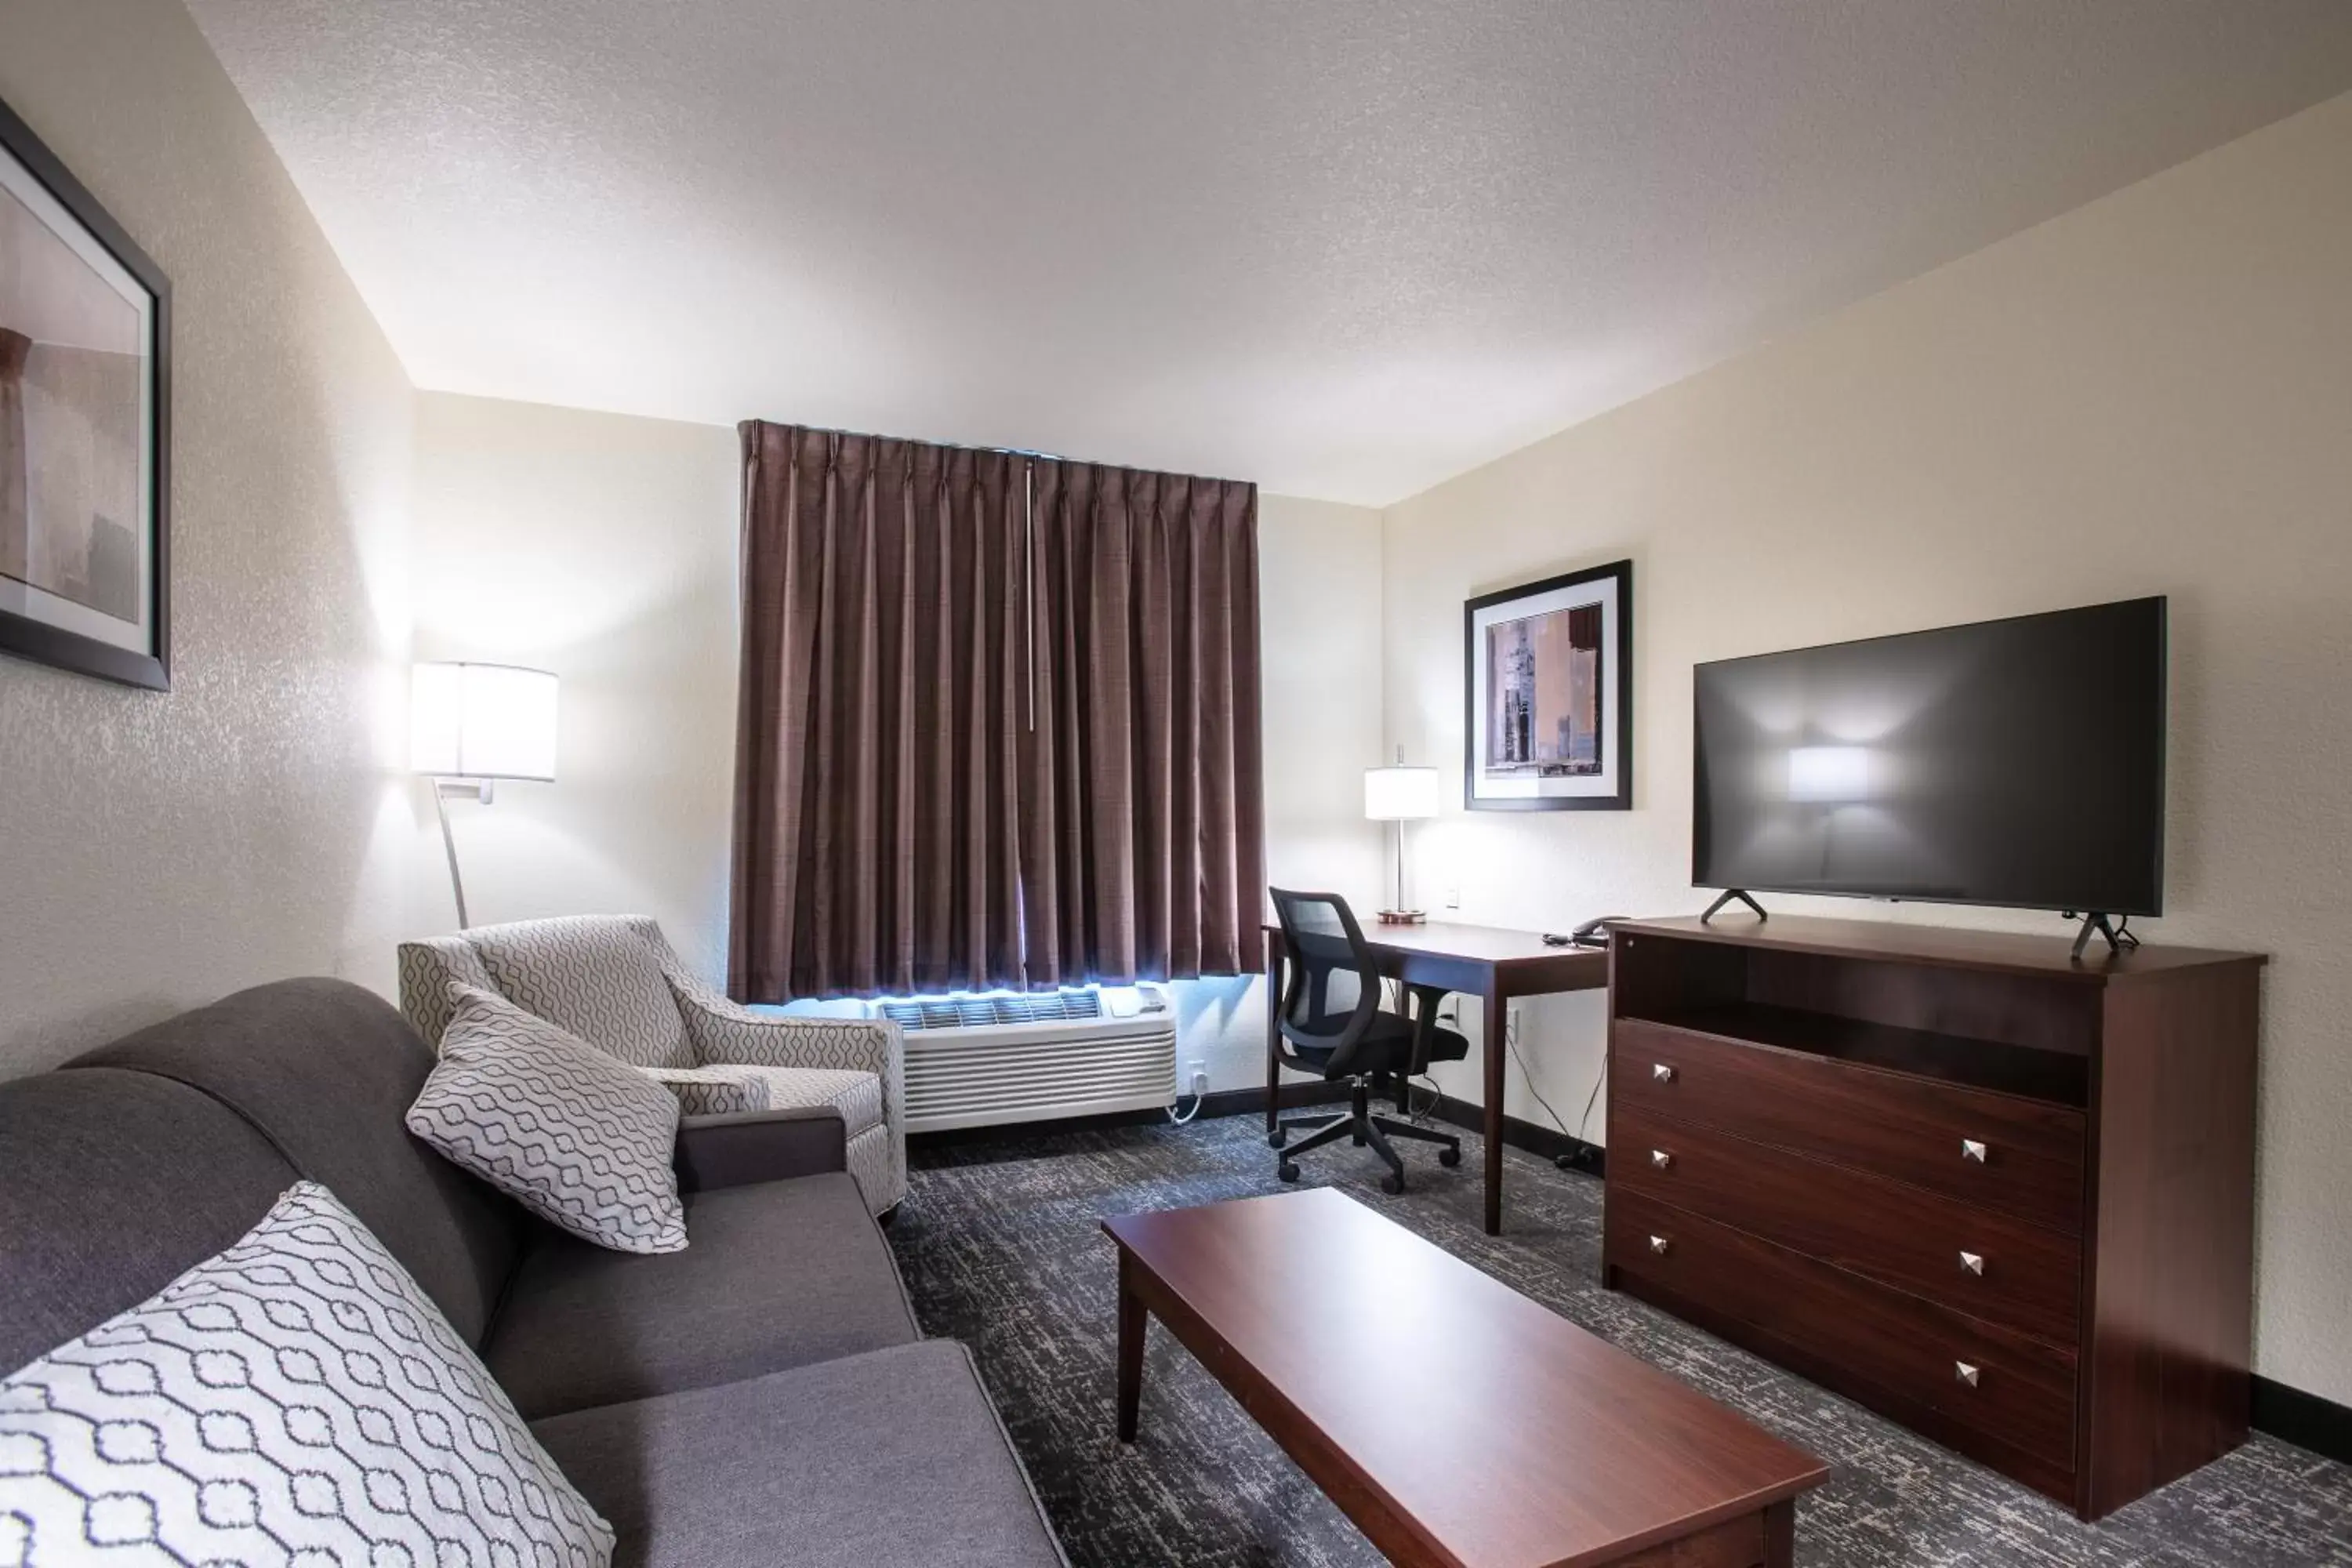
(673, 1105, 848, 1192)
(639, 1065, 773, 1118)
(680, 996, 901, 1080)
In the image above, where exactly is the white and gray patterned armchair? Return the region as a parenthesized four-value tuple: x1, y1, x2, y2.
(397, 915, 906, 1215)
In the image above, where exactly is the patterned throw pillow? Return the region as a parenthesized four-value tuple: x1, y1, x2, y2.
(0, 1182, 612, 1568)
(407, 985, 689, 1254)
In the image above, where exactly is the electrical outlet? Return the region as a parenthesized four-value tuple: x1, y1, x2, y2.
(1443, 884, 1461, 909)
(1187, 1059, 1208, 1098)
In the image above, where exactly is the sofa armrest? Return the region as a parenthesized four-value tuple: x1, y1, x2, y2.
(673, 1105, 848, 1193)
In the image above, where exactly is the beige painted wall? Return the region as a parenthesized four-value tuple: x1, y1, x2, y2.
(1382, 93, 2352, 1402)
(0, 0, 416, 1076)
(409, 394, 743, 978)
(408, 395, 1384, 1088)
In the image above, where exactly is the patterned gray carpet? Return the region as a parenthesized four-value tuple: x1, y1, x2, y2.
(889, 1113, 2352, 1567)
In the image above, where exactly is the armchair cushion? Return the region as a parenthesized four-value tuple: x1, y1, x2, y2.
(407, 986, 688, 1255)
(468, 916, 695, 1069)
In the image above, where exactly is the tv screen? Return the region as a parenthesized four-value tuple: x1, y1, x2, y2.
(1693, 597, 2166, 916)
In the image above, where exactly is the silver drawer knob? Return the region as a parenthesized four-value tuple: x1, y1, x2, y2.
(1961, 1138, 1987, 1163)
(1648, 1235, 1671, 1255)
(1652, 1063, 1676, 1083)
(1960, 1250, 1984, 1276)
(1955, 1361, 1980, 1388)
(1650, 1149, 1673, 1170)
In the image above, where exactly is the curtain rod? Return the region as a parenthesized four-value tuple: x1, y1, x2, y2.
(745, 418, 1257, 490)
(746, 416, 1065, 465)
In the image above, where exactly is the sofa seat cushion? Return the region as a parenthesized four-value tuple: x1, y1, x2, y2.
(726, 1066, 883, 1138)
(531, 1341, 1065, 1568)
(483, 1172, 918, 1421)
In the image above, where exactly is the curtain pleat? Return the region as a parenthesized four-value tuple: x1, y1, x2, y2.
(730, 420, 1264, 1000)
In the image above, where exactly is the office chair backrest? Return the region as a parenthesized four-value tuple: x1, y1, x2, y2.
(1268, 888, 1381, 1078)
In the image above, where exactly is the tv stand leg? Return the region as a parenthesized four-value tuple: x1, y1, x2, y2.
(1700, 888, 1767, 924)
(2067, 910, 2140, 963)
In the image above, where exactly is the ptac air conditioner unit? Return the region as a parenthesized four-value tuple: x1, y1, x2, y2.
(770, 985, 1177, 1134)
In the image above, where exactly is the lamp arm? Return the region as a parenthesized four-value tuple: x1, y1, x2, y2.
(432, 779, 471, 930)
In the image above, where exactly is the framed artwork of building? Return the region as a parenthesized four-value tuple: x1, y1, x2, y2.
(1, 91, 172, 691)
(1463, 559, 1632, 811)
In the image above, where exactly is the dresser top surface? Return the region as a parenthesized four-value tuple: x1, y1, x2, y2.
(1617, 913, 2265, 983)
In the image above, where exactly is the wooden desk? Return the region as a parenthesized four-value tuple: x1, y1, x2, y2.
(1262, 919, 1609, 1233)
(1106, 1189, 1828, 1566)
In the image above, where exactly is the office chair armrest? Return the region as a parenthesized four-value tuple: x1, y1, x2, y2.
(1403, 983, 1450, 1076)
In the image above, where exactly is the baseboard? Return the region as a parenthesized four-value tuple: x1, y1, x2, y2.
(906, 1080, 1348, 1151)
(1419, 1091, 1606, 1177)
(2252, 1374, 2352, 1465)
(902, 1078, 1609, 1174)
(1207, 1080, 1356, 1120)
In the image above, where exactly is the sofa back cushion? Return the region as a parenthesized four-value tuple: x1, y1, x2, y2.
(466, 915, 695, 1069)
(68, 977, 526, 1347)
(0, 1068, 295, 1375)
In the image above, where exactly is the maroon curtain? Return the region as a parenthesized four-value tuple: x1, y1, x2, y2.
(1025, 460, 1265, 983)
(729, 421, 1265, 1000)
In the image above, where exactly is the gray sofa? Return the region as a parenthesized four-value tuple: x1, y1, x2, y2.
(0, 978, 1066, 1568)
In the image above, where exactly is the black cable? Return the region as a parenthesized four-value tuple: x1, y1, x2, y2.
(1503, 1007, 1575, 1136)
(1577, 1053, 1609, 1142)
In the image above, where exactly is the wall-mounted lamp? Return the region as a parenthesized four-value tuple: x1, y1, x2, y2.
(411, 662, 558, 928)
(1364, 748, 1440, 924)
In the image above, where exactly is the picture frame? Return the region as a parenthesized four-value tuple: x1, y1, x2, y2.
(1, 91, 172, 691)
(1464, 558, 1632, 811)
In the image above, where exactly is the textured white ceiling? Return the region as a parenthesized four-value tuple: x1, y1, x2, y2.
(186, 1, 2352, 504)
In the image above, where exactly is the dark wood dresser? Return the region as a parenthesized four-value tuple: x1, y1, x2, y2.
(1601, 914, 2263, 1519)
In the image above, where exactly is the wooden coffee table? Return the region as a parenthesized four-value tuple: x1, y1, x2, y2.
(1104, 1188, 1828, 1567)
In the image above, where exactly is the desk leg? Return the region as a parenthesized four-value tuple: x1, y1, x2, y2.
(1116, 1251, 1145, 1443)
(1264, 945, 1283, 1142)
(1763, 1498, 1795, 1566)
(1483, 977, 1507, 1235)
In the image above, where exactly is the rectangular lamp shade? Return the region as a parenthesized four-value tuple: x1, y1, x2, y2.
(1364, 764, 1440, 821)
(412, 662, 559, 781)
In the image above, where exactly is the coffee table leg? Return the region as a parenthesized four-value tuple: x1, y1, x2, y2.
(1762, 1497, 1795, 1566)
(1116, 1251, 1145, 1443)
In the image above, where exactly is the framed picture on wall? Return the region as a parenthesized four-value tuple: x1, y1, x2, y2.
(1, 92, 172, 691)
(1464, 558, 1632, 811)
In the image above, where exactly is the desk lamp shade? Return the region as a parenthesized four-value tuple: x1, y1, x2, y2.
(1364, 764, 1439, 822)
(412, 662, 559, 781)
(1365, 754, 1439, 921)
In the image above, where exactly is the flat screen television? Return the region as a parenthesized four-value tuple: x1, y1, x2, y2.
(1693, 597, 2166, 917)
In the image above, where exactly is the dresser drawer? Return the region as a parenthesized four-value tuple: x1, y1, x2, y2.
(1611, 1105, 2082, 1344)
(1612, 1018, 2085, 1232)
(1608, 1189, 2079, 1468)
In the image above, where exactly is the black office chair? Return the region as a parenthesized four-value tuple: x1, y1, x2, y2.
(1267, 887, 1468, 1194)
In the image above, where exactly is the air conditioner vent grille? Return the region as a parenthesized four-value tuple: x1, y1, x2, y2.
(882, 990, 1104, 1031)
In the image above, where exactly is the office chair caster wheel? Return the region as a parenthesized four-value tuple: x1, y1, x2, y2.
(1438, 1146, 1462, 1167)
(1381, 1172, 1406, 1196)
(1277, 1161, 1301, 1183)
(1269, 1128, 1287, 1149)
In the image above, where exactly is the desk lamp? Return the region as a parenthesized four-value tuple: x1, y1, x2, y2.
(1363, 749, 1440, 924)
